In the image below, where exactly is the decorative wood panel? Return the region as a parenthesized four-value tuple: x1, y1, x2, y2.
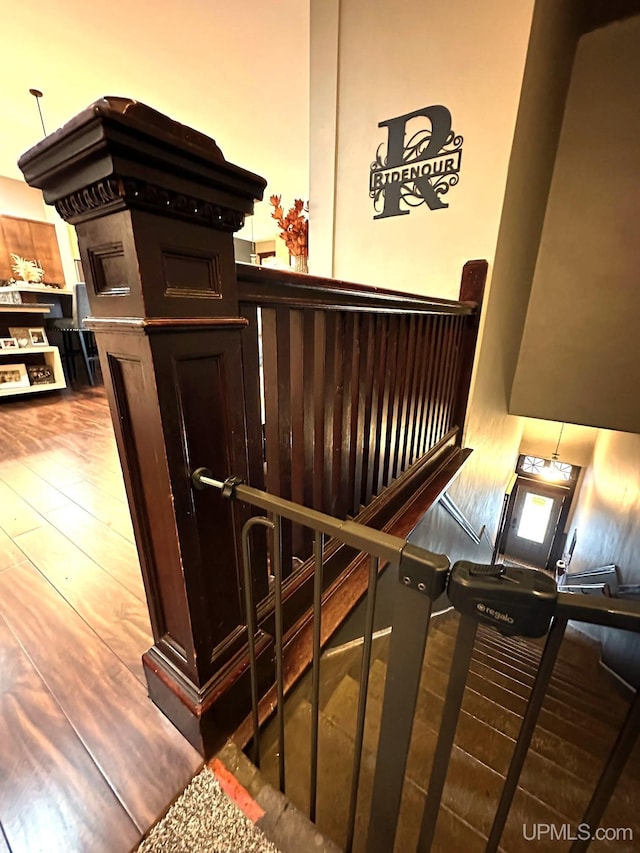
(29, 220, 65, 284)
(0, 215, 65, 285)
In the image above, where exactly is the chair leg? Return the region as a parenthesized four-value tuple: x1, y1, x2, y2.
(61, 330, 76, 382)
(78, 331, 95, 386)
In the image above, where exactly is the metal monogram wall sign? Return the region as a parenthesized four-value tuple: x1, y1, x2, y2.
(370, 105, 463, 219)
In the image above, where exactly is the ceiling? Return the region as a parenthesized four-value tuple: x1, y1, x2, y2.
(0, 0, 309, 240)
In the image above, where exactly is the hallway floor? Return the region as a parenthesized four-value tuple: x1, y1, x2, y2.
(0, 387, 202, 852)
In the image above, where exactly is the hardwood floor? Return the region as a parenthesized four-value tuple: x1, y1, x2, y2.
(0, 387, 202, 853)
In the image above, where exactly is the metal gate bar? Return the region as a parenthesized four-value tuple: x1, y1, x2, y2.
(418, 614, 478, 851)
(570, 689, 640, 853)
(240, 516, 274, 767)
(365, 584, 435, 853)
(486, 615, 568, 852)
(309, 532, 325, 822)
(272, 514, 286, 793)
(346, 556, 380, 853)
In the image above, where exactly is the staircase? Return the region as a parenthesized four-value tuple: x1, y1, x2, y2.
(258, 610, 639, 852)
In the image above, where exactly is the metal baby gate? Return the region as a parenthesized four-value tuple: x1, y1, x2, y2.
(192, 468, 640, 853)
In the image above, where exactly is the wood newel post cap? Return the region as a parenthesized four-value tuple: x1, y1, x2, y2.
(17, 96, 267, 230)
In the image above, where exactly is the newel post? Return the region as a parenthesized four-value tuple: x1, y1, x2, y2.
(19, 98, 268, 755)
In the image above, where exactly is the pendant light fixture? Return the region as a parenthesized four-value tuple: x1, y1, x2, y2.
(29, 88, 47, 136)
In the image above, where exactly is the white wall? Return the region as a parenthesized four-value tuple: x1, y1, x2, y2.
(0, 0, 309, 243)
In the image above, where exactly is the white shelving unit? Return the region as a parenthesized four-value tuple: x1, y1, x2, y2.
(0, 296, 68, 398)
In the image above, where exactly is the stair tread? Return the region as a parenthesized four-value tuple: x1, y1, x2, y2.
(436, 610, 603, 672)
(472, 630, 628, 703)
(473, 628, 630, 708)
(260, 690, 492, 853)
(256, 608, 640, 850)
(324, 667, 639, 840)
(425, 626, 627, 725)
(408, 638, 630, 755)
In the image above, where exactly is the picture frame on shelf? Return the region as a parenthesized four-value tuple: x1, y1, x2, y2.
(0, 337, 19, 350)
(8, 328, 32, 348)
(0, 363, 30, 389)
(27, 364, 55, 386)
(28, 327, 48, 347)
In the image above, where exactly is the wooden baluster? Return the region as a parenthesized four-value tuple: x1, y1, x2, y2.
(290, 308, 308, 559)
(378, 315, 399, 493)
(355, 314, 375, 514)
(407, 315, 428, 466)
(432, 316, 455, 446)
(401, 314, 420, 474)
(262, 307, 280, 493)
(302, 309, 316, 513)
(388, 314, 414, 481)
(262, 307, 293, 575)
(340, 313, 360, 519)
(423, 315, 447, 454)
(322, 312, 337, 515)
(366, 315, 388, 503)
(415, 316, 439, 459)
(312, 312, 326, 512)
(329, 312, 346, 518)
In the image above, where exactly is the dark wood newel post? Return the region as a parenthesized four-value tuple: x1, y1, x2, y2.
(18, 98, 268, 756)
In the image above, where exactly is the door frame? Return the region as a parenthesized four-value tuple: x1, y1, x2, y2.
(497, 455, 580, 571)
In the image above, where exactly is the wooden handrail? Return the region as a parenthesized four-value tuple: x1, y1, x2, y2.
(236, 263, 478, 314)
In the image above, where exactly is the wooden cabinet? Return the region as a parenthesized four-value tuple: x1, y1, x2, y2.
(29, 221, 66, 285)
(0, 215, 66, 286)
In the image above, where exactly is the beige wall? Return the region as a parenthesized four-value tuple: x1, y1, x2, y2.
(568, 430, 640, 581)
(310, 0, 535, 295)
(567, 428, 640, 687)
(511, 15, 640, 434)
(0, 0, 309, 244)
(519, 419, 597, 469)
(0, 177, 47, 220)
(450, 0, 585, 535)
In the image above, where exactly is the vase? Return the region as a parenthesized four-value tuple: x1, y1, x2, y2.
(293, 253, 308, 274)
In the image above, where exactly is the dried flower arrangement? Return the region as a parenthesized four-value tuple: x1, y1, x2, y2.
(10, 254, 45, 284)
(269, 195, 309, 271)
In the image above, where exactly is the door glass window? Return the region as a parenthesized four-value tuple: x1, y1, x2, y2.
(517, 493, 554, 543)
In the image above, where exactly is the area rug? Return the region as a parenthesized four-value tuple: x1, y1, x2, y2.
(135, 765, 281, 853)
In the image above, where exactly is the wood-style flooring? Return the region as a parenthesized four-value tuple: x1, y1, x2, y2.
(0, 386, 202, 853)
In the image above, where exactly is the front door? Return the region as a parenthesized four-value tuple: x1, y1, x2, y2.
(503, 482, 565, 568)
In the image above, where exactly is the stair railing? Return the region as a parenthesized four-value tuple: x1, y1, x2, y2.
(193, 469, 640, 853)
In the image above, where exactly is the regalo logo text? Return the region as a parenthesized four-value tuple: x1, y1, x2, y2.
(370, 105, 463, 219)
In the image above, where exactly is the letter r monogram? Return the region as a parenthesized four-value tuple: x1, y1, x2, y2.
(374, 105, 453, 219)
